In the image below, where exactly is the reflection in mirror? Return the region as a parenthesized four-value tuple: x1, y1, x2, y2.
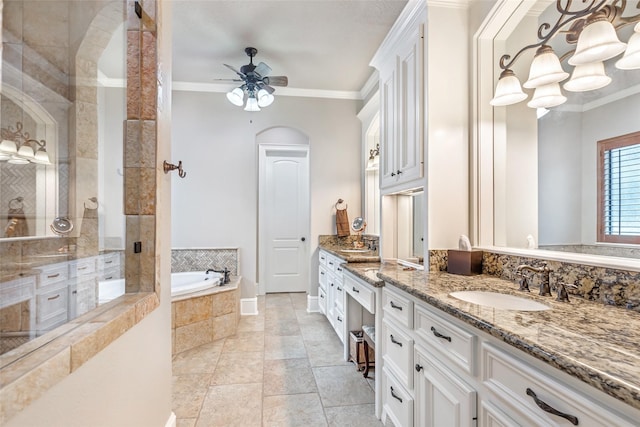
(396, 190, 424, 265)
(494, 0, 640, 260)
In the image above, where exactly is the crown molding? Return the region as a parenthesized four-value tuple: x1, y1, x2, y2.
(172, 81, 363, 100)
(427, 0, 470, 9)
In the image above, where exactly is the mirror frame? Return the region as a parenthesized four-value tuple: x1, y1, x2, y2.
(471, 0, 640, 272)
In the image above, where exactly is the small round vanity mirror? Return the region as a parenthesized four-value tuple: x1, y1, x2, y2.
(50, 217, 74, 235)
(352, 217, 366, 233)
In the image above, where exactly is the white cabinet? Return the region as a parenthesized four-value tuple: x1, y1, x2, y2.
(372, 4, 424, 191)
(415, 345, 477, 427)
(318, 250, 346, 343)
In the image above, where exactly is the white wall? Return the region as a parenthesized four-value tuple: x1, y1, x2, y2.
(426, 5, 471, 249)
(171, 91, 362, 298)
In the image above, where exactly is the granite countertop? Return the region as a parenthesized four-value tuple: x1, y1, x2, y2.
(375, 262, 640, 411)
(319, 243, 380, 263)
(342, 262, 385, 287)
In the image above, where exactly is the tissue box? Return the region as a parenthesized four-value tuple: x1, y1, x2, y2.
(447, 250, 483, 276)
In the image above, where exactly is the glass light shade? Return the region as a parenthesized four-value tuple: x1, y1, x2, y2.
(16, 144, 35, 159)
(527, 82, 567, 109)
(244, 96, 261, 112)
(569, 17, 627, 65)
(32, 148, 52, 165)
(523, 45, 569, 88)
(564, 62, 611, 92)
(226, 87, 244, 106)
(490, 69, 528, 106)
(257, 89, 274, 107)
(0, 152, 11, 160)
(0, 139, 17, 154)
(8, 155, 30, 164)
(615, 29, 640, 70)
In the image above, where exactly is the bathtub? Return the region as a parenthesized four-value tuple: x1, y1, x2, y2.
(98, 271, 224, 303)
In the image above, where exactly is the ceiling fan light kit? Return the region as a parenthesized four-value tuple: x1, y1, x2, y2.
(220, 47, 288, 112)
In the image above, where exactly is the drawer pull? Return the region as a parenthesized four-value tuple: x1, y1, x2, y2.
(321, 271, 325, 275)
(415, 364, 423, 372)
(390, 334, 403, 347)
(72, 290, 77, 295)
(390, 386, 403, 403)
(431, 326, 452, 342)
(337, 267, 342, 272)
(352, 286, 360, 293)
(526, 388, 579, 426)
(47, 273, 60, 279)
(337, 316, 343, 322)
(47, 294, 61, 301)
(389, 301, 403, 311)
(320, 294, 325, 299)
(78, 266, 88, 271)
(105, 276, 113, 280)
(337, 286, 342, 291)
(105, 260, 113, 264)
(329, 262, 334, 266)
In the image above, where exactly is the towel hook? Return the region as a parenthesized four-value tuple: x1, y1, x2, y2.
(163, 160, 186, 178)
(335, 199, 348, 210)
(8, 197, 24, 210)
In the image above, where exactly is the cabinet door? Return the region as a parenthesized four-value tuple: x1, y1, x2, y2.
(415, 345, 477, 427)
(380, 64, 398, 189)
(396, 24, 424, 184)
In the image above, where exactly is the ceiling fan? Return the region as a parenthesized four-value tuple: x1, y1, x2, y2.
(218, 47, 289, 111)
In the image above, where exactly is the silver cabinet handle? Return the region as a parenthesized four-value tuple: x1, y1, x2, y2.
(337, 316, 342, 322)
(47, 294, 60, 301)
(390, 334, 403, 347)
(337, 286, 342, 291)
(352, 287, 360, 293)
(390, 301, 403, 310)
(47, 273, 60, 279)
(431, 326, 452, 342)
(526, 388, 578, 425)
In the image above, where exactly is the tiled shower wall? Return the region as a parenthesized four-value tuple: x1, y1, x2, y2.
(429, 249, 640, 311)
(171, 249, 239, 276)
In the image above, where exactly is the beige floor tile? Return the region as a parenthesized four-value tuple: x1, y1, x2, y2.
(172, 339, 224, 375)
(265, 335, 307, 360)
(305, 337, 350, 367)
(289, 292, 308, 309)
(313, 365, 375, 407)
(300, 321, 339, 341)
(263, 393, 327, 427)
(263, 357, 317, 396)
(236, 314, 265, 332)
(222, 333, 264, 353)
(176, 418, 197, 427)
(265, 316, 302, 336)
(295, 309, 328, 327)
(210, 351, 264, 385)
(196, 383, 262, 427)
(172, 374, 212, 418)
(265, 293, 293, 307)
(265, 306, 298, 322)
(324, 403, 383, 426)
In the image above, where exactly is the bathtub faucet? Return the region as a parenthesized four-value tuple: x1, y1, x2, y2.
(207, 268, 230, 285)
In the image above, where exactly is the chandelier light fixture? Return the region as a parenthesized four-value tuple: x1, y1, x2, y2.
(491, 0, 640, 108)
(0, 121, 52, 165)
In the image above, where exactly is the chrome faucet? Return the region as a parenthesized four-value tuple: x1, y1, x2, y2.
(207, 268, 231, 284)
(515, 263, 552, 296)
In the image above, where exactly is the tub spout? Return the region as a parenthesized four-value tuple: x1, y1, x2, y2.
(208, 267, 230, 284)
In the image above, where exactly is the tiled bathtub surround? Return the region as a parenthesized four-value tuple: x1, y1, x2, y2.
(429, 249, 640, 311)
(172, 277, 240, 355)
(171, 248, 239, 275)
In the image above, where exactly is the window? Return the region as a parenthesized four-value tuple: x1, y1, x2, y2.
(598, 131, 640, 244)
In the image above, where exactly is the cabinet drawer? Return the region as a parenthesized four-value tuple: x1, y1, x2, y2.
(98, 252, 120, 270)
(37, 263, 69, 288)
(382, 317, 414, 389)
(334, 263, 345, 280)
(345, 273, 375, 314)
(98, 266, 120, 282)
(318, 287, 327, 315)
(319, 251, 327, 266)
(415, 304, 476, 375)
(383, 287, 413, 328)
(383, 367, 414, 427)
(1, 276, 36, 309)
(333, 307, 345, 342)
(69, 258, 96, 278)
(36, 283, 68, 324)
(482, 343, 636, 427)
(334, 281, 345, 312)
(326, 254, 342, 273)
(318, 265, 327, 290)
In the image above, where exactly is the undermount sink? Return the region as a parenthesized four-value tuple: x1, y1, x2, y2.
(339, 249, 371, 253)
(449, 291, 551, 311)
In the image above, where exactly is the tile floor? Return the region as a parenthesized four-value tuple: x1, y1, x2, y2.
(172, 292, 385, 427)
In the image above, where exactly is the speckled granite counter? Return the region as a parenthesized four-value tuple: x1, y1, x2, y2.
(376, 261, 640, 411)
(342, 263, 385, 287)
(318, 235, 380, 263)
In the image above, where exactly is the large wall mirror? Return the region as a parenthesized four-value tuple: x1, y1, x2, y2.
(382, 189, 425, 266)
(475, 0, 640, 265)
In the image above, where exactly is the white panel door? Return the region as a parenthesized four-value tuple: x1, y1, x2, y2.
(261, 146, 309, 293)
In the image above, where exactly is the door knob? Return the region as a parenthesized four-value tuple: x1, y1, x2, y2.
(301, 237, 306, 242)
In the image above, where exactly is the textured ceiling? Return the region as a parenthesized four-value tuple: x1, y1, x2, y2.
(171, 0, 409, 93)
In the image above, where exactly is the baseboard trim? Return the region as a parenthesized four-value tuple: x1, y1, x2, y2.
(307, 295, 320, 313)
(241, 297, 259, 315)
(165, 412, 176, 427)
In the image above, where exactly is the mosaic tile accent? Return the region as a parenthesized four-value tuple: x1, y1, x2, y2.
(171, 249, 238, 276)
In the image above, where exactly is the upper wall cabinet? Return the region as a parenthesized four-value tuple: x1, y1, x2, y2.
(372, 2, 425, 192)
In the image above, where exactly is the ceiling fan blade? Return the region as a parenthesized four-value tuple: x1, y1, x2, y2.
(260, 84, 275, 94)
(213, 78, 243, 82)
(254, 62, 272, 77)
(264, 76, 288, 87)
(223, 63, 246, 78)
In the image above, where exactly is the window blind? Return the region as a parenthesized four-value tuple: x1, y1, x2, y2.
(602, 142, 640, 238)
